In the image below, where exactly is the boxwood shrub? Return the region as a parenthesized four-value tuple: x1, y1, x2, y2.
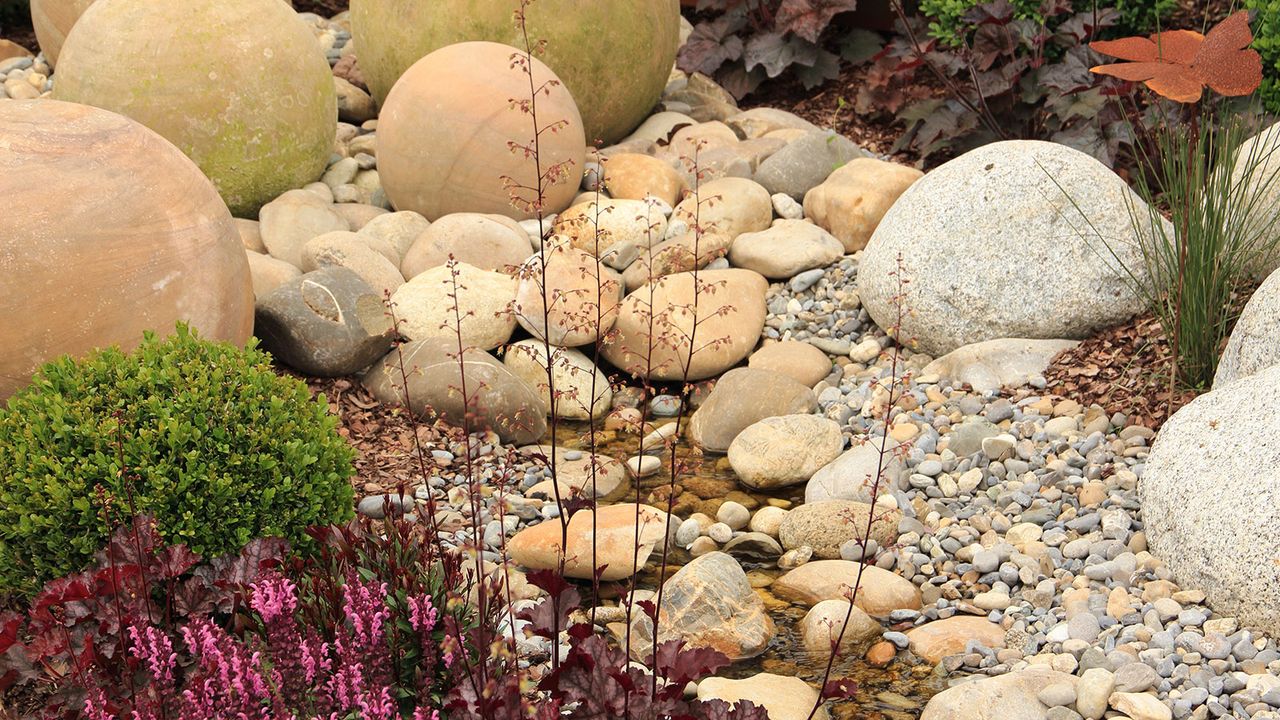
(0, 325, 355, 595)
(1249, 0, 1280, 113)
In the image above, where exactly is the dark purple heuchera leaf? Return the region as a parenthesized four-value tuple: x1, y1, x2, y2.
(679, 11, 748, 76)
(794, 49, 843, 89)
(775, 0, 859, 43)
(518, 569, 582, 639)
(653, 639, 731, 693)
(744, 31, 819, 78)
(700, 698, 770, 720)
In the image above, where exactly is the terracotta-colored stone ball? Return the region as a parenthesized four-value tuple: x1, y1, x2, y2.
(52, 0, 336, 217)
(30, 0, 96, 67)
(0, 101, 253, 402)
(351, 0, 680, 145)
(378, 41, 586, 222)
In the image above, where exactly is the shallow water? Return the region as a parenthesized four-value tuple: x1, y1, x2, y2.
(551, 422, 948, 718)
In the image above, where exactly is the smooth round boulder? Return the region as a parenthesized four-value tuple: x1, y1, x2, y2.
(803, 158, 923, 252)
(1141, 364, 1280, 636)
(920, 667, 1075, 720)
(30, 0, 96, 67)
(689, 368, 818, 453)
(400, 213, 530, 278)
(1214, 266, 1280, 386)
(602, 152, 687, 206)
(907, 616, 1007, 663)
(53, 0, 337, 217)
(350, 0, 680, 144)
(771, 560, 922, 616)
(672, 177, 773, 241)
(747, 341, 832, 386)
(728, 219, 844, 279)
(0, 100, 253, 401)
(860, 140, 1164, 355)
(513, 243, 623, 346)
(805, 443, 906, 504)
(697, 674, 828, 720)
(504, 339, 612, 420)
(728, 415, 844, 489)
(554, 198, 668, 257)
(377, 41, 585, 222)
(778, 500, 900, 560)
(390, 262, 517, 351)
(362, 337, 547, 444)
(602, 268, 768, 381)
(507, 503, 669, 581)
(801, 599, 881, 656)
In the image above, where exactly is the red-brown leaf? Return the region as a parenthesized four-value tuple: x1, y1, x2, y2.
(1089, 11, 1260, 102)
(1090, 35, 1161, 62)
(1192, 11, 1263, 97)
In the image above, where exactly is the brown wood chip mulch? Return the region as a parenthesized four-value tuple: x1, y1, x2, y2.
(1042, 313, 1199, 431)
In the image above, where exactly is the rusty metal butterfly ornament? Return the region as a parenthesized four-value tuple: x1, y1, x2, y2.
(1088, 11, 1264, 103)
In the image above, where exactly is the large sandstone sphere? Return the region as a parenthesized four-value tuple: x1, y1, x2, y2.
(1141, 365, 1280, 636)
(30, 0, 96, 67)
(0, 101, 253, 401)
(53, 0, 337, 217)
(351, 0, 680, 144)
(378, 41, 586, 222)
(859, 140, 1166, 356)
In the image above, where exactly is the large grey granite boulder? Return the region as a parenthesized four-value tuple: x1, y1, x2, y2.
(859, 140, 1166, 355)
(1141, 364, 1280, 636)
(1214, 266, 1280, 386)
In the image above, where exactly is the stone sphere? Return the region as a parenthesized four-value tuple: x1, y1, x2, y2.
(378, 41, 586, 222)
(351, 0, 680, 145)
(52, 0, 336, 217)
(0, 101, 253, 401)
(30, 0, 96, 67)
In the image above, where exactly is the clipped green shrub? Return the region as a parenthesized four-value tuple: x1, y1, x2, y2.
(0, 324, 356, 594)
(1250, 0, 1280, 113)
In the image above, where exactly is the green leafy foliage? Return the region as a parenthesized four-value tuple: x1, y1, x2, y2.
(920, 0, 1175, 46)
(0, 325, 355, 595)
(1248, 0, 1280, 112)
(919, 0, 1042, 46)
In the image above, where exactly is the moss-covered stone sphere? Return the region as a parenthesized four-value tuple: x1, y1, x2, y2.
(0, 100, 253, 402)
(30, 0, 96, 67)
(378, 41, 586, 221)
(52, 0, 336, 217)
(351, 0, 680, 145)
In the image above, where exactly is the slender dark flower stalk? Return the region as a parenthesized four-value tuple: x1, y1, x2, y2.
(806, 253, 912, 720)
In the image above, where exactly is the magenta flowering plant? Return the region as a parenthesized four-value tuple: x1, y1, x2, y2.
(75, 570, 449, 720)
(0, 514, 473, 720)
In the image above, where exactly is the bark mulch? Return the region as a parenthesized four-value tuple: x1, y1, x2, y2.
(1042, 313, 1200, 431)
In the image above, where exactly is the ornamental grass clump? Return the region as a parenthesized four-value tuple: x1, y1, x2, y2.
(0, 324, 355, 595)
(1063, 11, 1280, 390)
